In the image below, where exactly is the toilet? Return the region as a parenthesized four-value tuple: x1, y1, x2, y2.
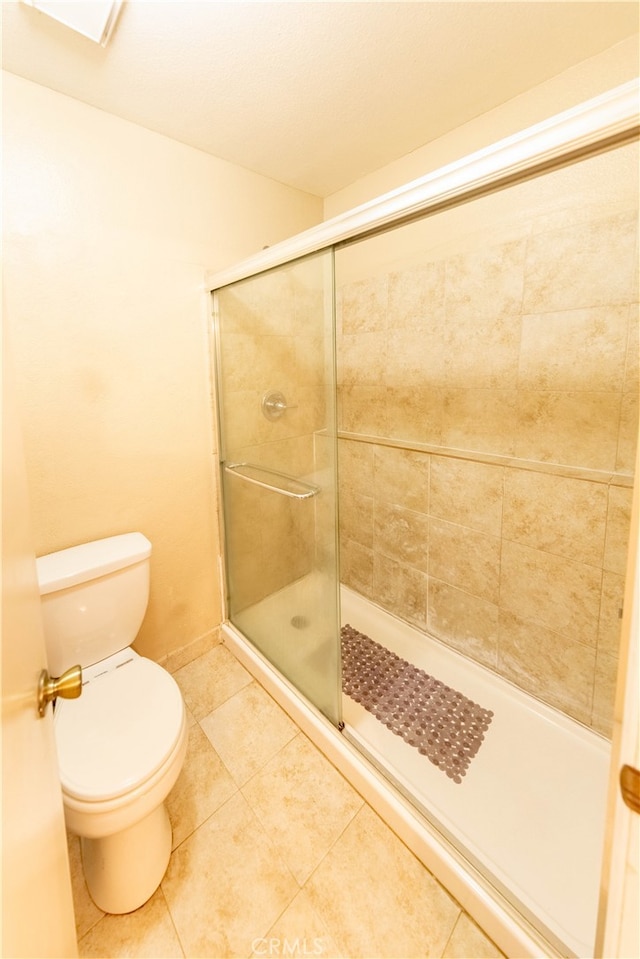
(36, 532, 188, 915)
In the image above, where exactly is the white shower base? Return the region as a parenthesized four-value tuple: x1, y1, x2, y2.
(226, 576, 610, 958)
(341, 587, 610, 959)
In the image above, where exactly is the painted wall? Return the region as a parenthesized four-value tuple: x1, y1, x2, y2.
(2, 71, 323, 667)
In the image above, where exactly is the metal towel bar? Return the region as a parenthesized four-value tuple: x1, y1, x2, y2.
(224, 462, 319, 500)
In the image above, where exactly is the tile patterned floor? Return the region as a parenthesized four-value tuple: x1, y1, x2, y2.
(69, 642, 505, 958)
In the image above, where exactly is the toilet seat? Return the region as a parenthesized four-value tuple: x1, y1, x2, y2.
(54, 650, 185, 804)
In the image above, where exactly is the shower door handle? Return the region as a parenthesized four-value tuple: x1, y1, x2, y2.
(224, 463, 319, 500)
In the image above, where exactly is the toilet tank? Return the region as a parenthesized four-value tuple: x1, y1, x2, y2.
(36, 533, 152, 675)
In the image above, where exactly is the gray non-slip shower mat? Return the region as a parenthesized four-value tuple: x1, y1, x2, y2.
(341, 624, 493, 783)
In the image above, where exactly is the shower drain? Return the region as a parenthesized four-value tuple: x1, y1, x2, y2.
(290, 615, 310, 629)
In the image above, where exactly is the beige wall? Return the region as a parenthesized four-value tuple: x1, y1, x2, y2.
(2, 71, 323, 666)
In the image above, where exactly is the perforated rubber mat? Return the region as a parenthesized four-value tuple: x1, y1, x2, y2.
(341, 624, 493, 783)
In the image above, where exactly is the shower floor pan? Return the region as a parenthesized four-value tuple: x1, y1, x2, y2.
(341, 587, 609, 959)
(231, 577, 610, 957)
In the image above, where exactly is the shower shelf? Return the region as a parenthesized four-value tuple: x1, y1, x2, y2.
(223, 462, 319, 500)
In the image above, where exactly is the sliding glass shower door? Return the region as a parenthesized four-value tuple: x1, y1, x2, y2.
(213, 251, 341, 725)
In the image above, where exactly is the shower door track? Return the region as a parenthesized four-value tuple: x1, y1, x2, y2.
(207, 80, 638, 293)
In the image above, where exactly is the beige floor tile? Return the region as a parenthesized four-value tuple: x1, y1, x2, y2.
(252, 889, 345, 958)
(77, 888, 184, 958)
(67, 833, 105, 939)
(166, 723, 237, 849)
(242, 733, 363, 884)
(173, 644, 252, 720)
(161, 792, 299, 958)
(163, 629, 220, 675)
(305, 805, 460, 958)
(199, 680, 298, 786)
(184, 700, 197, 729)
(442, 913, 505, 958)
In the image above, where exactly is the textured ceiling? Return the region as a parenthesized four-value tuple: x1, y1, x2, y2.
(2, 1, 638, 196)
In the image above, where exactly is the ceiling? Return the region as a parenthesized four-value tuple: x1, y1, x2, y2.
(2, 1, 638, 197)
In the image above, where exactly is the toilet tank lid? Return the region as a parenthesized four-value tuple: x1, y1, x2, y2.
(36, 533, 152, 595)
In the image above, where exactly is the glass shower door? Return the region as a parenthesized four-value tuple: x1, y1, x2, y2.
(213, 250, 341, 725)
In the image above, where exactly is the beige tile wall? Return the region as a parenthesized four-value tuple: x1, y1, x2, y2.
(336, 147, 638, 735)
(339, 440, 634, 733)
(338, 205, 638, 470)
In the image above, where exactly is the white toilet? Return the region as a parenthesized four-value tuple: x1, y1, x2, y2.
(36, 532, 188, 915)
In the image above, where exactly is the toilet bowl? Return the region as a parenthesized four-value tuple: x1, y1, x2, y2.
(37, 533, 188, 914)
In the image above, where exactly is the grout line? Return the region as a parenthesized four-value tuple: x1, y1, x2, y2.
(159, 885, 187, 959)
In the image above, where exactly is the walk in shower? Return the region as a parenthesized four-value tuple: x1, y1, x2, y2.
(210, 83, 639, 959)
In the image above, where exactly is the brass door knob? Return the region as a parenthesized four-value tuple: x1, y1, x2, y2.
(37, 664, 82, 717)
(620, 764, 640, 814)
